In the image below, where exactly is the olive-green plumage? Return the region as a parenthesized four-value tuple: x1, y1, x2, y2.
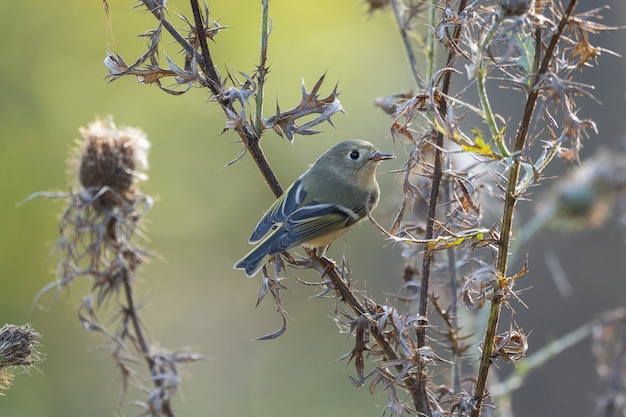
(234, 140, 394, 277)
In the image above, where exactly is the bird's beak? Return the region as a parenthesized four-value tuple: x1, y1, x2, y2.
(369, 151, 395, 162)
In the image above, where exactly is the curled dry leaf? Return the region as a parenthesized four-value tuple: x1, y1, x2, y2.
(264, 74, 344, 142)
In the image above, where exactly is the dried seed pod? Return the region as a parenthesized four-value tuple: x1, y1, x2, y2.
(77, 117, 150, 207)
(499, 0, 532, 16)
(0, 324, 43, 391)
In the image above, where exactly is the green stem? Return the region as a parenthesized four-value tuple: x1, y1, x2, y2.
(254, 0, 270, 136)
(470, 2, 579, 415)
(475, 14, 510, 157)
(476, 68, 510, 157)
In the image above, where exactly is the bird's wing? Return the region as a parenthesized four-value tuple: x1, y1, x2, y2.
(267, 202, 363, 252)
(249, 178, 307, 243)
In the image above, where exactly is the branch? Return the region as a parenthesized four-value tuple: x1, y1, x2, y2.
(312, 254, 425, 409)
(189, 0, 221, 93)
(187, 0, 283, 196)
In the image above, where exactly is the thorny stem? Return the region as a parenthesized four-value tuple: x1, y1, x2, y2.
(254, 0, 270, 136)
(418, 0, 468, 347)
(390, 0, 422, 87)
(140, 0, 203, 67)
(416, 129, 441, 417)
(413, 5, 459, 394)
(313, 255, 424, 410)
(189, 0, 220, 92)
(470, 1, 579, 415)
(248, 135, 284, 197)
(181, 9, 422, 409)
(187, 0, 283, 197)
(415, 2, 469, 415)
(122, 269, 175, 417)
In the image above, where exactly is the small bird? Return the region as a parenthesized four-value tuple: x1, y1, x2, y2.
(234, 140, 394, 277)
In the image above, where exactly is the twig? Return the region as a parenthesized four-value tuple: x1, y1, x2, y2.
(189, 0, 221, 92)
(390, 0, 422, 87)
(122, 271, 174, 417)
(187, 0, 283, 197)
(312, 254, 424, 409)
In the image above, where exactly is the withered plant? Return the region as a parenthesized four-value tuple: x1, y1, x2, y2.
(34, 117, 202, 416)
(0, 324, 43, 393)
(35, 0, 626, 416)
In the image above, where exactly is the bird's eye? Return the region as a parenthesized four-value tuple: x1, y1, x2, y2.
(349, 150, 360, 160)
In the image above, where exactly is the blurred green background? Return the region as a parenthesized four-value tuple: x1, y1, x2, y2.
(1, 1, 625, 416)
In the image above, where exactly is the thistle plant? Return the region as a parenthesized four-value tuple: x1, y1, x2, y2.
(35, 0, 624, 416)
(0, 324, 43, 393)
(34, 117, 202, 416)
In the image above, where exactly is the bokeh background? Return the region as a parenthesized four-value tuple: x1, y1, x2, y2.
(1, 1, 625, 416)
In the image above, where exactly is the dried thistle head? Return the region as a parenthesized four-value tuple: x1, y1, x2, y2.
(0, 324, 44, 392)
(75, 116, 150, 208)
(35, 117, 153, 304)
(499, 0, 533, 17)
(364, 0, 389, 14)
(491, 327, 529, 363)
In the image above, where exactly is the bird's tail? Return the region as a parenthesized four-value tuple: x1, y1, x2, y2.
(233, 243, 271, 277)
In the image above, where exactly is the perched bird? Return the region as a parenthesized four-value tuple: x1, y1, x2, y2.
(234, 140, 394, 277)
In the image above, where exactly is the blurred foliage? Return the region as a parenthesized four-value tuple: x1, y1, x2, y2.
(0, 1, 625, 417)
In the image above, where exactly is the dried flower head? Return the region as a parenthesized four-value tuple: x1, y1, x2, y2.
(364, 0, 389, 14)
(76, 116, 150, 208)
(0, 324, 44, 392)
(481, 325, 529, 364)
(32, 117, 153, 305)
(499, 0, 533, 17)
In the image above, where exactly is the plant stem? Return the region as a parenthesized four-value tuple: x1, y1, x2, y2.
(122, 269, 175, 417)
(475, 14, 510, 157)
(425, 3, 437, 85)
(140, 0, 203, 68)
(476, 67, 510, 157)
(187, 0, 283, 197)
(313, 255, 423, 409)
(470, 2, 579, 415)
(254, 0, 270, 136)
(443, 159, 461, 394)
(415, 1, 469, 414)
(189, 0, 221, 92)
(390, 0, 422, 87)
